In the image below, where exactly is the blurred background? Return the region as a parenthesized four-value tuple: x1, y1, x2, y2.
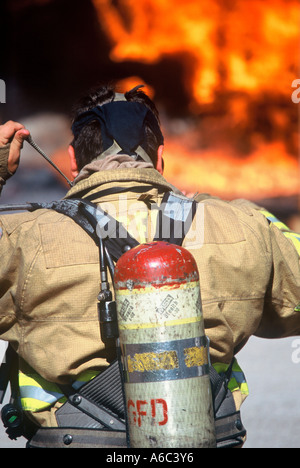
(0, 0, 299, 448)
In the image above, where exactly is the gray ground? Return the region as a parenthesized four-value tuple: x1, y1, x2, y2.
(237, 335, 300, 448)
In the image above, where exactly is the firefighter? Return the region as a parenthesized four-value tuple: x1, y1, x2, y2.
(0, 85, 299, 446)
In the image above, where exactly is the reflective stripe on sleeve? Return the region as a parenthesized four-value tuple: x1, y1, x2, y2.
(213, 358, 249, 396)
(19, 369, 99, 412)
(260, 209, 300, 256)
(19, 371, 65, 411)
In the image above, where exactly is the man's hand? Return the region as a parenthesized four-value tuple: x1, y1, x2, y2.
(0, 120, 30, 175)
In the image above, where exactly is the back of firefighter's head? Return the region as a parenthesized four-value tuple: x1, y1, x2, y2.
(69, 84, 164, 177)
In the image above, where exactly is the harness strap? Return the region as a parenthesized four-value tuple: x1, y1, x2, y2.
(209, 360, 236, 417)
(27, 427, 127, 448)
(153, 192, 197, 246)
(215, 411, 246, 448)
(27, 191, 197, 261)
(55, 359, 126, 430)
(0, 346, 17, 404)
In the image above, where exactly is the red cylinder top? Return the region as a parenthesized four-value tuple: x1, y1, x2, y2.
(114, 241, 199, 289)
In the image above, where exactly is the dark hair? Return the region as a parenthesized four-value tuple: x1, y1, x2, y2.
(70, 84, 162, 171)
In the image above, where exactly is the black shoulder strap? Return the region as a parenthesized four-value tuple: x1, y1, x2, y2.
(31, 198, 139, 263)
(28, 191, 197, 262)
(153, 192, 197, 245)
(0, 345, 18, 405)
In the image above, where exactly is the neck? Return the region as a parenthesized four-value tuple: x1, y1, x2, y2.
(74, 154, 154, 184)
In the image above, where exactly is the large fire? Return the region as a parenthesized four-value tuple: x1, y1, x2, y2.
(92, 0, 299, 104)
(90, 0, 300, 200)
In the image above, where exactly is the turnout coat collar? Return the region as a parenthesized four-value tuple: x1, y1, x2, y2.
(64, 167, 182, 201)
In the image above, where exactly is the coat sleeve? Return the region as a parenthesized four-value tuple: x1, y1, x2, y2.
(189, 197, 300, 361)
(0, 217, 23, 344)
(0, 144, 21, 336)
(254, 208, 300, 338)
(0, 143, 11, 196)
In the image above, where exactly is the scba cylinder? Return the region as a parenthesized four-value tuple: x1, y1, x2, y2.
(114, 241, 216, 448)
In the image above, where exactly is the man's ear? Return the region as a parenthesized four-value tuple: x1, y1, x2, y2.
(68, 145, 79, 178)
(156, 145, 164, 175)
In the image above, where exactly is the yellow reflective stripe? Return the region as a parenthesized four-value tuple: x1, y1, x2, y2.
(259, 209, 290, 231)
(231, 360, 249, 395)
(282, 232, 300, 256)
(227, 377, 249, 395)
(237, 382, 249, 396)
(72, 370, 99, 390)
(75, 369, 98, 382)
(20, 396, 67, 412)
(260, 209, 300, 256)
(19, 370, 65, 411)
(21, 398, 52, 412)
(212, 359, 249, 396)
(19, 371, 61, 392)
(212, 362, 228, 374)
(19, 369, 99, 412)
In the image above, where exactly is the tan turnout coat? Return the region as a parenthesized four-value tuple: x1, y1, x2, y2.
(0, 165, 299, 426)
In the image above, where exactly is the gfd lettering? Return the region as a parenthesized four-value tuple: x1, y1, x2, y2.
(127, 398, 168, 427)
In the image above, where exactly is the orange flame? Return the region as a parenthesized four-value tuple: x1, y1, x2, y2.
(163, 138, 299, 200)
(92, 0, 299, 104)
(91, 0, 299, 200)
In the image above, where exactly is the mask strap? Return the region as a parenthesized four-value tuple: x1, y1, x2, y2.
(113, 93, 127, 102)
